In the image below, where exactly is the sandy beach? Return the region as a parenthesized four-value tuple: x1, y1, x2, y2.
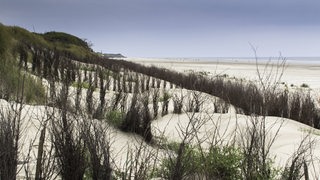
(126, 57, 320, 89)
(0, 56, 320, 179)
(3, 0, 320, 178)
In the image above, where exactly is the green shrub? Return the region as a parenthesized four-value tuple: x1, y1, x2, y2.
(42, 31, 91, 50)
(159, 92, 171, 102)
(79, 65, 96, 72)
(10, 26, 49, 48)
(0, 51, 46, 104)
(300, 83, 309, 88)
(155, 143, 243, 179)
(0, 23, 96, 104)
(72, 81, 90, 89)
(24, 76, 46, 104)
(204, 146, 243, 179)
(0, 25, 46, 104)
(0, 24, 11, 56)
(154, 143, 199, 178)
(105, 110, 125, 128)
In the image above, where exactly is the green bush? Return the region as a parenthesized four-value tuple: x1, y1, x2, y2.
(79, 65, 96, 72)
(105, 110, 125, 128)
(0, 42, 45, 104)
(10, 26, 49, 48)
(72, 81, 90, 89)
(0, 60, 46, 104)
(154, 143, 198, 178)
(42, 31, 91, 50)
(155, 143, 243, 179)
(24, 76, 46, 104)
(159, 92, 171, 102)
(0, 24, 11, 56)
(204, 146, 243, 179)
(0, 23, 97, 104)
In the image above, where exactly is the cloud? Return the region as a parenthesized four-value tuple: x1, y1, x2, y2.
(2, 0, 320, 56)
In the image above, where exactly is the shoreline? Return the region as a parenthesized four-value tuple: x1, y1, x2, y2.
(125, 57, 320, 89)
(125, 57, 320, 67)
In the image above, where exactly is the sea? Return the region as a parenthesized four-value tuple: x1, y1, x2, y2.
(153, 57, 320, 65)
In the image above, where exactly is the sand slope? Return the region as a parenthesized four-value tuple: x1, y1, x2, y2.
(1, 97, 320, 179)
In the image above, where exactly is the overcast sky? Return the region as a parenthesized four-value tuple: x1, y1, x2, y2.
(1, 0, 320, 57)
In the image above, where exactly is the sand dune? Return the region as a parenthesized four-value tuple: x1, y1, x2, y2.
(1, 57, 319, 179)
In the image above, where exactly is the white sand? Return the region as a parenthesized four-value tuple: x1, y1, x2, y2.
(151, 112, 320, 178)
(126, 57, 320, 89)
(2, 57, 320, 179)
(0, 99, 162, 179)
(127, 57, 320, 110)
(2, 96, 319, 178)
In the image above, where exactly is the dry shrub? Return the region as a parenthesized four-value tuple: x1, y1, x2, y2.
(173, 91, 184, 114)
(121, 93, 153, 143)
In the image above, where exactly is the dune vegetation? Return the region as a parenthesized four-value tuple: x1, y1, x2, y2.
(0, 23, 320, 179)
